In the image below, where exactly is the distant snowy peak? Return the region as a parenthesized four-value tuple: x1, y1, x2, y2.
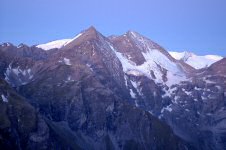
(170, 51, 194, 61)
(169, 51, 223, 69)
(36, 33, 82, 50)
(36, 39, 71, 50)
(0, 42, 13, 47)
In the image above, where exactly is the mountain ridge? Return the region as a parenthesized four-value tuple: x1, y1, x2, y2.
(33, 30, 223, 70)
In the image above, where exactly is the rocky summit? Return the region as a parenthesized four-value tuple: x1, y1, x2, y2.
(0, 26, 225, 150)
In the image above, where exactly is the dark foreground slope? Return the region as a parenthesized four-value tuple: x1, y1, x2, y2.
(0, 77, 191, 150)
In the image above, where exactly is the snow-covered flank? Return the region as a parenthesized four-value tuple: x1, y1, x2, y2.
(169, 51, 223, 69)
(1, 94, 8, 103)
(36, 33, 82, 50)
(142, 50, 186, 86)
(109, 41, 186, 87)
(37, 39, 71, 50)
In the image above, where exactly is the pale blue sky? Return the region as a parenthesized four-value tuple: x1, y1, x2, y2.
(0, 0, 226, 56)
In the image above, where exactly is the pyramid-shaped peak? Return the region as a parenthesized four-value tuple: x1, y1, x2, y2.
(76, 26, 104, 40)
(86, 26, 97, 32)
(72, 26, 103, 41)
(82, 26, 99, 36)
(62, 26, 103, 49)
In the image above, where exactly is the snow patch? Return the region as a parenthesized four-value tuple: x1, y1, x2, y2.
(201, 96, 207, 100)
(130, 89, 136, 98)
(182, 88, 192, 95)
(17, 44, 24, 48)
(4, 64, 34, 87)
(204, 79, 216, 84)
(63, 58, 72, 65)
(126, 70, 144, 76)
(64, 76, 75, 83)
(1, 94, 8, 103)
(131, 80, 142, 96)
(215, 85, 221, 90)
(174, 96, 180, 103)
(194, 87, 202, 91)
(124, 75, 128, 87)
(161, 104, 173, 113)
(162, 86, 177, 98)
(162, 90, 171, 98)
(86, 64, 94, 72)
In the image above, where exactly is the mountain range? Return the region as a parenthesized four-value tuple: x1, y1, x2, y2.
(0, 26, 225, 150)
(36, 34, 223, 70)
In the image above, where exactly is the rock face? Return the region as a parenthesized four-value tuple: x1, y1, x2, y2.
(0, 26, 225, 150)
(0, 78, 51, 149)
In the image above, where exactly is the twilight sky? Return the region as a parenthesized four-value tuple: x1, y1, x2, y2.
(0, 0, 226, 56)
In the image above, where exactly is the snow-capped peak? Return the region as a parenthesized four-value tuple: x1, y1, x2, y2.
(169, 51, 223, 69)
(36, 33, 82, 50)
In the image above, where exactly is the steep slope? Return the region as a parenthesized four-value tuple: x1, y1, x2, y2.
(109, 31, 192, 87)
(169, 51, 223, 69)
(0, 78, 52, 149)
(163, 58, 226, 150)
(205, 57, 226, 75)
